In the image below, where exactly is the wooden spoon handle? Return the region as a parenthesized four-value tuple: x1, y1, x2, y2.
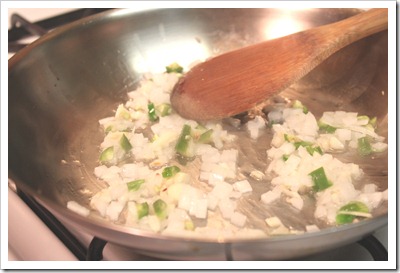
(171, 9, 388, 121)
(308, 8, 388, 60)
(325, 8, 388, 39)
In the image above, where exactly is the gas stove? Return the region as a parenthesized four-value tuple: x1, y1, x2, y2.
(4, 6, 393, 269)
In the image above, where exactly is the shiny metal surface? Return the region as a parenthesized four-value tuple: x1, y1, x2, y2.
(8, 8, 387, 260)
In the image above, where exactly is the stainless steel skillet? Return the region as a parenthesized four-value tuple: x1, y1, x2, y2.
(8, 8, 388, 260)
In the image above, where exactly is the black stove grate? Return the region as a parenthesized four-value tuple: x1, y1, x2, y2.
(8, 8, 113, 52)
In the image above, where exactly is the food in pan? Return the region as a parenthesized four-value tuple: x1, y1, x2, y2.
(67, 63, 388, 239)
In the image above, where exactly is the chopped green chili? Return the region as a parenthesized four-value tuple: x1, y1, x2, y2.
(162, 166, 181, 178)
(368, 116, 377, 128)
(105, 125, 113, 134)
(99, 146, 114, 163)
(175, 124, 192, 157)
(184, 220, 195, 231)
(197, 129, 214, 144)
(336, 201, 369, 225)
(357, 136, 373, 156)
(166, 62, 183, 74)
(127, 179, 145, 191)
(294, 141, 313, 149)
(153, 199, 168, 220)
(318, 121, 337, 133)
(148, 102, 159, 122)
(120, 134, 132, 152)
(136, 202, 149, 219)
(309, 167, 332, 192)
(116, 105, 131, 120)
(156, 103, 172, 117)
(305, 145, 323, 156)
(284, 134, 323, 156)
(292, 100, 308, 114)
(284, 134, 297, 142)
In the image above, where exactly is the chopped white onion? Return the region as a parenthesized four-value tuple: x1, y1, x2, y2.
(67, 201, 90, 217)
(230, 211, 247, 227)
(66, 69, 387, 240)
(233, 180, 253, 193)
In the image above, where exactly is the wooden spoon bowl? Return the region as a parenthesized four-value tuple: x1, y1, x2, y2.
(171, 8, 388, 121)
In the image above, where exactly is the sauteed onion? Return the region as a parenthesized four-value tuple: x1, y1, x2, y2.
(67, 64, 388, 239)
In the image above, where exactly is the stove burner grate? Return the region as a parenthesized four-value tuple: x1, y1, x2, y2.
(8, 8, 113, 52)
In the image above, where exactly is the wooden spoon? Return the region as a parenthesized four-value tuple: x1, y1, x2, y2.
(170, 8, 388, 121)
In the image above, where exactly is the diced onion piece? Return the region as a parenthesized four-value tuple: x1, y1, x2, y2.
(287, 196, 304, 210)
(261, 189, 281, 204)
(177, 185, 203, 213)
(220, 149, 239, 162)
(199, 171, 210, 182)
(210, 181, 233, 200)
(218, 198, 236, 220)
(207, 173, 224, 186)
(173, 172, 191, 184)
(207, 193, 219, 211)
(147, 215, 162, 232)
(329, 136, 345, 150)
(371, 142, 388, 153)
(335, 128, 352, 142)
(90, 190, 112, 217)
(233, 180, 253, 193)
(67, 201, 90, 217)
(189, 198, 208, 219)
(230, 211, 247, 227)
(270, 225, 290, 235)
(106, 201, 125, 221)
(125, 202, 139, 225)
(247, 116, 266, 139)
(268, 109, 283, 124)
(306, 225, 320, 232)
(115, 104, 131, 120)
(265, 216, 283, 228)
(229, 191, 242, 199)
(358, 192, 384, 209)
(167, 183, 185, 204)
(250, 170, 265, 180)
(363, 184, 377, 193)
